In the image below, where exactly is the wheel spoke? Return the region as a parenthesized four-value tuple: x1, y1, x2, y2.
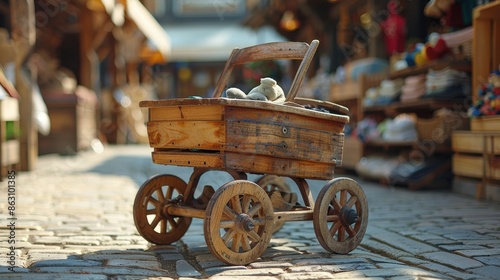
(166, 216, 178, 230)
(346, 195, 357, 208)
(340, 190, 347, 205)
(219, 220, 235, 229)
(156, 189, 165, 203)
(331, 197, 342, 212)
(329, 220, 341, 236)
(241, 195, 252, 213)
(241, 234, 251, 251)
(345, 225, 357, 237)
(165, 186, 174, 200)
(231, 233, 241, 252)
(149, 197, 160, 207)
(247, 202, 262, 217)
(150, 215, 162, 229)
(230, 196, 243, 214)
(160, 220, 167, 234)
(146, 209, 157, 215)
(247, 229, 261, 242)
(223, 205, 238, 220)
(338, 226, 346, 241)
(222, 228, 236, 245)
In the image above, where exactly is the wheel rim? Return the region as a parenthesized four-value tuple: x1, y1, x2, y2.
(313, 177, 368, 254)
(133, 174, 192, 245)
(204, 180, 274, 265)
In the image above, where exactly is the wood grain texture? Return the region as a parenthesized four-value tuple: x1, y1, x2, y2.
(141, 98, 349, 124)
(149, 105, 224, 121)
(147, 120, 225, 150)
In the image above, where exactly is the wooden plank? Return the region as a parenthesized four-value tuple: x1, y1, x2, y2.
(471, 116, 500, 132)
(225, 152, 337, 180)
(452, 131, 500, 154)
(147, 121, 225, 150)
(1, 140, 20, 166)
(452, 154, 500, 180)
(225, 106, 345, 134)
(140, 98, 349, 124)
(225, 119, 344, 163)
(149, 105, 224, 121)
(152, 151, 224, 168)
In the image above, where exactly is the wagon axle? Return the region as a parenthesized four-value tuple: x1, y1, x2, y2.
(339, 206, 358, 226)
(235, 213, 256, 232)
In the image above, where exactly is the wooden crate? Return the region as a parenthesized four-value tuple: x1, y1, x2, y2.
(38, 91, 97, 155)
(0, 97, 20, 179)
(452, 154, 500, 180)
(472, 1, 500, 103)
(470, 116, 500, 132)
(142, 98, 349, 180)
(452, 130, 500, 199)
(452, 131, 500, 154)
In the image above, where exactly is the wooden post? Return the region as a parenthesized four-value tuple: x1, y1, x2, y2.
(10, 0, 36, 171)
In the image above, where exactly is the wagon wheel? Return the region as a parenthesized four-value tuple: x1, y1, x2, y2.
(313, 177, 368, 254)
(133, 174, 192, 245)
(255, 175, 291, 193)
(204, 180, 274, 265)
(255, 175, 291, 233)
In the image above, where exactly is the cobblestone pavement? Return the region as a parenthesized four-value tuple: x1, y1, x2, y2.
(1, 145, 500, 279)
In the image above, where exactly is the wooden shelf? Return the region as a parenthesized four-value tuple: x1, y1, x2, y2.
(388, 60, 471, 80)
(365, 139, 452, 153)
(363, 98, 465, 115)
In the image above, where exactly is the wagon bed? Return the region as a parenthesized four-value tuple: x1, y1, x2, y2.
(141, 97, 349, 180)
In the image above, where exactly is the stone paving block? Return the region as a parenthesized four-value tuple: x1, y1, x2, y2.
(279, 271, 336, 280)
(361, 239, 413, 259)
(417, 262, 479, 280)
(31, 266, 166, 276)
(0, 273, 108, 280)
(469, 265, 500, 279)
(249, 261, 293, 269)
(474, 256, 500, 266)
(214, 267, 284, 276)
(420, 251, 483, 270)
(0, 266, 30, 273)
(159, 253, 184, 261)
(107, 259, 161, 269)
(207, 276, 278, 280)
(203, 265, 248, 276)
(368, 227, 438, 254)
(176, 260, 201, 277)
(29, 259, 102, 268)
(456, 248, 500, 257)
(112, 277, 175, 280)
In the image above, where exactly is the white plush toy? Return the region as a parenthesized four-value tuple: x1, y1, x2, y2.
(226, 77, 286, 103)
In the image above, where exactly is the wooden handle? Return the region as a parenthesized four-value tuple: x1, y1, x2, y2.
(285, 40, 319, 102)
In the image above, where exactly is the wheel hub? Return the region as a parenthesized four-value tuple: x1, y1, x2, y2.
(235, 213, 255, 232)
(339, 206, 358, 226)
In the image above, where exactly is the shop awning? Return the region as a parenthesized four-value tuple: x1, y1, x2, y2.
(126, 0, 171, 62)
(163, 23, 287, 62)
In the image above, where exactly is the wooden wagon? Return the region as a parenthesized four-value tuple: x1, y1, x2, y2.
(134, 40, 369, 265)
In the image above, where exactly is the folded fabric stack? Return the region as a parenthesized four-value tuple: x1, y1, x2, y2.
(363, 79, 403, 106)
(378, 79, 404, 104)
(382, 113, 418, 142)
(425, 67, 470, 99)
(401, 74, 426, 102)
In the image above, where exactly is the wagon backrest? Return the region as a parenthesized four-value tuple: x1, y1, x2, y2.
(212, 40, 319, 102)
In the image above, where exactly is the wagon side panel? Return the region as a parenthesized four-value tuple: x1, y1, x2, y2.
(224, 106, 344, 163)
